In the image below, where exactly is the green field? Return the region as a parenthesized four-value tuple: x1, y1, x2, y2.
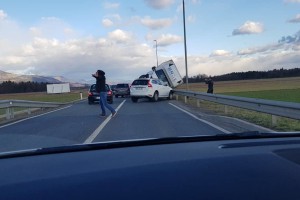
(178, 77, 300, 93)
(0, 91, 88, 103)
(222, 88, 300, 103)
(0, 91, 88, 117)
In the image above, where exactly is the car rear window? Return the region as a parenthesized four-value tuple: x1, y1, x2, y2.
(116, 84, 129, 88)
(132, 80, 149, 85)
(90, 84, 110, 92)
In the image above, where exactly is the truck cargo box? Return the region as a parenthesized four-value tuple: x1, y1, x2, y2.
(155, 60, 183, 88)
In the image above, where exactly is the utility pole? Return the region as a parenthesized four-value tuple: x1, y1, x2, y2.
(183, 0, 189, 90)
(154, 40, 158, 67)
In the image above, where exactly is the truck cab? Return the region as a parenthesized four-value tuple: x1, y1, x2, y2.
(154, 60, 183, 88)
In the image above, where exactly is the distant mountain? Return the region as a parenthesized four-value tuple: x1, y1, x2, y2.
(0, 70, 89, 87)
(52, 76, 90, 87)
(0, 70, 61, 83)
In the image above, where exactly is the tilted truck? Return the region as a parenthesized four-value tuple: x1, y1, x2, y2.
(154, 60, 183, 88)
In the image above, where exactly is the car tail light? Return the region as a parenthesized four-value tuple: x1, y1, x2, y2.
(107, 91, 112, 95)
(88, 92, 93, 96)
(148, 81, 152, 88)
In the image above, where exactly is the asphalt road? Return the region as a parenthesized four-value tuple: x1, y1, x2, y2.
(0, 98, 227, 153)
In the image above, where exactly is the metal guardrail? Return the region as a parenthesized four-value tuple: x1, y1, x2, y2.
(173, 90, 300, 120)
(0, 100, 66, 120)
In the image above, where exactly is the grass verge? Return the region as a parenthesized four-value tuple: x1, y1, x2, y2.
(177, 96, 300, 132)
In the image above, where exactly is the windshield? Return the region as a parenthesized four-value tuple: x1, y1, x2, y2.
(132, 80, 149, 85)
(0, 0, 300, 154)
(116, 84, 129, 88)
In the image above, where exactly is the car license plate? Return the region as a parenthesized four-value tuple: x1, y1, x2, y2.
(96, 97, 100, 100)
(136, 87, 142, 90)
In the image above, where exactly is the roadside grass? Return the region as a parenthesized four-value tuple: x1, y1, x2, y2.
(176, 77, 300, 132)
(179, 97, 300, 132)
(0, 91, 88, 116)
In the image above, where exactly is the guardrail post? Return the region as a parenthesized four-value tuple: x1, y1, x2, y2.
(197, 99, 200, 107)
(225, 105, 229, 114)
(27, 108, 31, 115)
(5, 108, 14, 119)
(175, 94, 179, 101)
(272, 115, 278, 126)
(80, 92, 83, 100)
(184, 96, 188, 104)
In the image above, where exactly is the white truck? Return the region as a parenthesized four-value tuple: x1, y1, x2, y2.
(154, 60, 183, 88)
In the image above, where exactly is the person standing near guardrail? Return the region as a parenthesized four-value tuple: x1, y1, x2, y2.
(205, 78, 214, 94)
(92, 70, 117, 118)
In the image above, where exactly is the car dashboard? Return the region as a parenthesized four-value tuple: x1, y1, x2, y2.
(0, 136, 300, 200)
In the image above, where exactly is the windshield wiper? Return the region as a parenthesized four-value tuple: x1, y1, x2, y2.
(1, 132, 300, 159)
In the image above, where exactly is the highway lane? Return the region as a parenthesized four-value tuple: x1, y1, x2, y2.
(93, 98, 226, 142)
(0, 99, 121, 152)
(0, 97, 227, 153)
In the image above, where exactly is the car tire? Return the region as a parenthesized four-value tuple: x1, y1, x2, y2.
(131, 97, 138, 103)
(109, 100, 113, 104)
(152, 91, 159, 102)
(88, 100, 93, 105)
(168, 91, 173, 100)
(115, 95, 118, 98)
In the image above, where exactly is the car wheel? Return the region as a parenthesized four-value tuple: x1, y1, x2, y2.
(131, 97, 138, 103)
(152, 91, 158, 102)
(88, 100, 93, 105)
(115, 95, 118, 98)
(168, 91, 173, 100)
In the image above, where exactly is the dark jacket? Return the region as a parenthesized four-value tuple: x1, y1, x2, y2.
(93, 74, 106, 93)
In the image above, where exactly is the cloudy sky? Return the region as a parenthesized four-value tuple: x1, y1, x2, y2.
(0, 0, 300, 83)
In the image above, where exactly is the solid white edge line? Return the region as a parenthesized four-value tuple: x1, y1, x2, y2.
(0, 105, 72, 129)
(169, 103, 231, 134)
(84, 99, 126, 144)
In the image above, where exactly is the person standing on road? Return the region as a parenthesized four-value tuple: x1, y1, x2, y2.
(92, 70, 117, 117)
(205, 78, 214, 94)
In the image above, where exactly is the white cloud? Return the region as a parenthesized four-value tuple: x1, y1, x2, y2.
(1, 8, 300, 83)
(156, 34, 183, 46)
(108, 29, 133, 43)
(102, 14, 121, 27)
(102, 18, 114, 27)
(237, 43, 284, 55)
(288, 14, 300, 23)
(104, 2, 120, 9)
(30, 17, 78, 40)
(1, 32, 300, 82)
(210, 50, 231, 57)
(232, 21, 264, 35)
(0, 10, 7, 20)
(140, 17, 172, 30)
(144, 0, 175, 9)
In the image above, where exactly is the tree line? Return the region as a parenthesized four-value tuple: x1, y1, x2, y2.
(184, 68, 300, 83)
(0, 81, 47, 94)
